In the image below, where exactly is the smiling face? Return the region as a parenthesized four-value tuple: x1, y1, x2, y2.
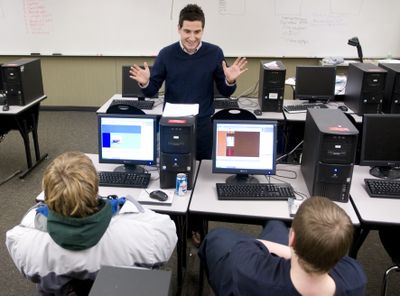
(178, 20, 204, 54)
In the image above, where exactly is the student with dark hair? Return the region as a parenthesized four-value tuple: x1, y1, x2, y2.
(130, 3, 247, 160)
(6, 151, 177, 295)
(198, 196, 367, 295)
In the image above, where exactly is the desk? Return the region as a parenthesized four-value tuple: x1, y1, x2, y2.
(97, 94, 164, 115)
(87, 154, 197, 290)
(97, 94, 285, 121)
(190, 160, 359, 225)
(0, 96, 48, 178)
(283, 99, 362, 123)
(349, 165, 400, 257)
(89, 266, 172, 296)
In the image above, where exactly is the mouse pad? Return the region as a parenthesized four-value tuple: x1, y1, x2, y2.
(138, 189, 174, 205)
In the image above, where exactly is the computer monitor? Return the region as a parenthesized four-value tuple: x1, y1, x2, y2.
(122, 65, 158, 100)
(360, 114, 400, 179)
(295, 65, 336, 102)
(212, 120, 277, 183)
(98, 113, 158, 173)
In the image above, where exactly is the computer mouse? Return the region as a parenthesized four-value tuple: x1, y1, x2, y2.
(338, 105, 348, 112)
(149, 190, 168, 202)
(254, 109, 262, 116)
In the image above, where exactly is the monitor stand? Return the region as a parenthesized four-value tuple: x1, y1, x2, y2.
(114, 164, 145, 174)
(369, 166, 400, 179)
(225, 174, 259, 184)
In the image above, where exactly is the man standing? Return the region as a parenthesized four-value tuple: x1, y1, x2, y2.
(130, 3, 247, 159)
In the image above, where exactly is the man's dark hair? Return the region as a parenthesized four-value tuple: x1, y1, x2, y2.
(179, 4, 205, 28)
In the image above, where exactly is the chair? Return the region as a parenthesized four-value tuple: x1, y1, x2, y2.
(379, 227, 400, 296)
(212, 108, 256, 121)
(106, 103, 145, 115)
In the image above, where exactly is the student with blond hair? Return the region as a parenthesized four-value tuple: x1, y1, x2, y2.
(6, 151, 177, 295)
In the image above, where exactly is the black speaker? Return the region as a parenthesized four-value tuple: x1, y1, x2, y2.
(258, 61, 286, 112)
(1, 58, 44, 106)
(301, 109, 358, 202)
(344, 63, 386, 115)
(378, 63, 400, 114)
(159, 116, 196, 189)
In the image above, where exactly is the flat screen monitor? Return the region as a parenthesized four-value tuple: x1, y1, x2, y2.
(212, 120, 277, 183)
(98, 113, 157, 173)
(360, 114, 400, 179)
(295, 65, 336, 102)
(122, 65, 158, 99)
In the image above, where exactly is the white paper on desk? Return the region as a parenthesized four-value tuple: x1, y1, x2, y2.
(162, 103, 199, 117)
(285, 77, 296, 86)
(137, 189, 174, 205)
(263, 61, 280, 69)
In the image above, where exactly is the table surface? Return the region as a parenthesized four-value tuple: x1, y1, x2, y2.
(96, 94, 285, 121)
(190, 160, 360, 224)
(350, 165, 400, 226)
(0, 95, 47, 115)
(283, 99, 362, 123)
(86, 154, 194, 215)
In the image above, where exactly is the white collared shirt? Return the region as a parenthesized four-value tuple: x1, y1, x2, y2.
(179, 40, 202, 55)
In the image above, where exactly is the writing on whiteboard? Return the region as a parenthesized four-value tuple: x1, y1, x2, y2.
(23, 0, 53, 35)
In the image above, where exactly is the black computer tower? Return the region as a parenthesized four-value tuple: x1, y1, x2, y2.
(344, 63, 386, 115)
(159, 116, 196, 190)
(258, 61, 286, 112)
(378, 63, 400, 114)
(1, 58, 44, 106)
(301, 109, 358, 202)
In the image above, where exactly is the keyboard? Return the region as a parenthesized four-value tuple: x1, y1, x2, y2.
(214, 99, 239, 109)
(110, 99, 154, 110)
(284, 103, 328, 113)
(216, 183, 295, 200)
(98, 171, 151, 188)
(364, 178, 400, 199)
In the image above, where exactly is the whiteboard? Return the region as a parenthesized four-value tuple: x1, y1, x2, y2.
(0, 0, 399, 58)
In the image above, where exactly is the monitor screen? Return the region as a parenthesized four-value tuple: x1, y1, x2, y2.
(122, 65, 158, 99)
(98, 113, 157, 172)
(295, 65, 336, 101)
(212, 120, 277, 183)
(360, 114, 400, 179)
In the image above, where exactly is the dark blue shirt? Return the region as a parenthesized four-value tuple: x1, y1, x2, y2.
(142, 42, 236, 119)
(209, 240, 367, 296)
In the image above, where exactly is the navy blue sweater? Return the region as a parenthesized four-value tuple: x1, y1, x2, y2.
(142, 42, 236, 119)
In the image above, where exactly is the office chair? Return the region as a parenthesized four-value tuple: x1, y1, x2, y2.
(379, 227, 400, 296)
(106, 103, 145, 115)
(70, 279, 94, 296)
(212, 108, 256, 121)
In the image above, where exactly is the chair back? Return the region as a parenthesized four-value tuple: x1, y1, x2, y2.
(106, 103, 145, 115)
(212, 108, 256, 121)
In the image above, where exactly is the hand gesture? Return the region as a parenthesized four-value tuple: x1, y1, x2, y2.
(129, 62, 150, 86)
(222, 57, 248, 84)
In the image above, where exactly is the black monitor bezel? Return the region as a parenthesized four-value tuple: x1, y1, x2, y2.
(97, 113, 158, 167)
(295, 65, 336, 101)
(212, 119, 277, 176)
(122, 65, 158, 99)
(360, 114, 400, 168)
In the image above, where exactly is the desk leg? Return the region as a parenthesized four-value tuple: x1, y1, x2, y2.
(172, 214, 187, 294)
(198, 217, 209, 296)
(15, 105, 48, 179)
(17, 118, 33, 168)
(349, 227, 370, 259)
